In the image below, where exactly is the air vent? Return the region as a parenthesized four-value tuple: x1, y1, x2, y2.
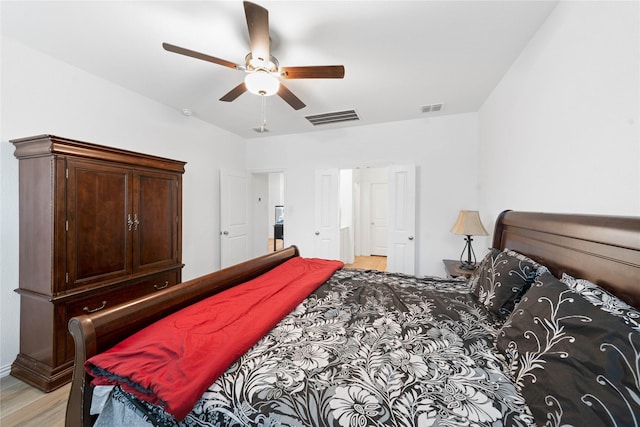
(420, 103, 444, 113)
(305, 109, 360, 126)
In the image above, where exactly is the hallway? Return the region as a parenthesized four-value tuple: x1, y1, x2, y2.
(344, 255, 387, 272)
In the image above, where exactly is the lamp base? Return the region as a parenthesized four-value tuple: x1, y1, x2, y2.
(459, 262, 476, 270)
(458, 235, 478, 270)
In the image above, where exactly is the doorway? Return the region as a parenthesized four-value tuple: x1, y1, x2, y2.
(250, 171, 285, 257)
(342, 167, 389, 268)
(248, 165, 414, 275)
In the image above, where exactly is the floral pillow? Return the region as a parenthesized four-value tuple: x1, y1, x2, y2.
(497, 272, 640, 425)
(561, 273, 640, 332)
(503, 248, 550, 277)
(467, 248, 500, 291)
(471, 249, 538, 317)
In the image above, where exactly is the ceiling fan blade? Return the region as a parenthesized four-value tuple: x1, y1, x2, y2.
(280, 65, 345, 79)
(163, 42, 238, 70)
(243, 1, 270, 64)
(220, 82, 248, 102)
(278, 84, 306, 110)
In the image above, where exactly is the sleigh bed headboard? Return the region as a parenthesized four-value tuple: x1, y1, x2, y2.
(492, 210, 640, 308)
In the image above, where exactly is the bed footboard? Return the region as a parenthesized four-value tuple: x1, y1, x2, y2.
(65, 246, 299, 427)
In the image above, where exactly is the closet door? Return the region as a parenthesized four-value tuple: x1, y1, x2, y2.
(132, 170, 180, 273)
(66, 159, 132, 290)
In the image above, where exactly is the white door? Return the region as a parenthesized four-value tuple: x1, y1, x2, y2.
(220, 169, 250, 268)
(314, 169, 340, 259)
(387, 165, 416, 274)
(369, 182, 388, 256)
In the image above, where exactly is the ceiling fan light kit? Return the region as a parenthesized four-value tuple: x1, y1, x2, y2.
(162, 1, 345, 114)
(245, 72, 280, 96)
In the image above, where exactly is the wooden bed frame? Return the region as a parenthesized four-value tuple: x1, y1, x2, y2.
(65, 211, 640, 427)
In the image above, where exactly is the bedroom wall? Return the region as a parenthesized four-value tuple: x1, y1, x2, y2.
(0, 38, 246, 375)
(245, 113, 485, 278)
(478, 0, 640, 227)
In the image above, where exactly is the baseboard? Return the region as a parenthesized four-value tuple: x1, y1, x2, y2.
(0, 363, 12, 378)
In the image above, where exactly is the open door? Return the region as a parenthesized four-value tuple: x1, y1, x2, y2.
(314, 169, 340, 259)
(386, 164, 416, 274)
(220, 169, 249, 268)
(369, 181, 388, 256)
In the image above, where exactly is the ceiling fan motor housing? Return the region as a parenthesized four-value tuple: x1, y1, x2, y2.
(245, 53, 279, 73)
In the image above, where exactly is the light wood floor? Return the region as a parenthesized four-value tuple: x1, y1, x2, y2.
(268, 238, 284, 252)
(344, 255, 387, 271)
(0, 375, 69, 427)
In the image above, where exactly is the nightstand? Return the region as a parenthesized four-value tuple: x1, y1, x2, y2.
(443, 259, 476, 279)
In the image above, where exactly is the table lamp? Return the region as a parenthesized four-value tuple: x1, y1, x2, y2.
(451, 210, 489, 270)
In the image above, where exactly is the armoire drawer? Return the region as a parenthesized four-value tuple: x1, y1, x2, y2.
(66, 271, 179, 315)
(60, 270, 180, 361)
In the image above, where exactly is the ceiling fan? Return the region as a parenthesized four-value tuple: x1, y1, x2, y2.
(162, 1, 345, 111)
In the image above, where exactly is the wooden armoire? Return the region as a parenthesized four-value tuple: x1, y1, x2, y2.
(10, 135, 185, 392)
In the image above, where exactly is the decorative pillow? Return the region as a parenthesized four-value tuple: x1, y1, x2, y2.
(467, 248, 500, 291)
(471, 249, 538, 317)
(503, 248, 550, 277)
(561, 273, 640, 332)
(497, 272, 640, 425)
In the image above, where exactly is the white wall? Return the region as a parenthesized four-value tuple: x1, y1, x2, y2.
(479, 0, 640, 226)
(246, 113, 484, 277)
(0, 38, 246, 374)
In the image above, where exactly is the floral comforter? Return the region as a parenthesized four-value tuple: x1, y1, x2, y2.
(96, 268, 534, 426)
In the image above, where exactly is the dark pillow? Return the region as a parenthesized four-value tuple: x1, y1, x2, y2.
(471, 249, 538, 317)
(497, 272, 640, 425)
(502, 249, 550, 277)
(561, 273, 640, 331)
(468, 247, 500, 291)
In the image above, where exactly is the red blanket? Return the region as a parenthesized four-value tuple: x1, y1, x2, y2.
(85, 257, 343, 421)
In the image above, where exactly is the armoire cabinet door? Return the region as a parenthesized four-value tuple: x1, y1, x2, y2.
(66, 159, 132, 290)
(133, 170, 180, 273)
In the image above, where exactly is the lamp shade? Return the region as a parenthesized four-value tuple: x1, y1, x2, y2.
(450, 210, 489, 236)
(244, 71, 280, 96)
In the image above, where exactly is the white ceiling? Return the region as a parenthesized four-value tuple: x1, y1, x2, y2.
(1, 1, 558, 139)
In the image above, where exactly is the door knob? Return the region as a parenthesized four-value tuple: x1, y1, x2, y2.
(221, 231, 229, 235)
(408, 236, 414, 240)
(315, 231, 320, 235)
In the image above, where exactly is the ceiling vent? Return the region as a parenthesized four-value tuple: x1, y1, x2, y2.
(305, 109, 360, 126)
(420, 103, 444, 113)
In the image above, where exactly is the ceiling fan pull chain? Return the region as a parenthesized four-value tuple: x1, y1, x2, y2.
(261, 94, 267, 132)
